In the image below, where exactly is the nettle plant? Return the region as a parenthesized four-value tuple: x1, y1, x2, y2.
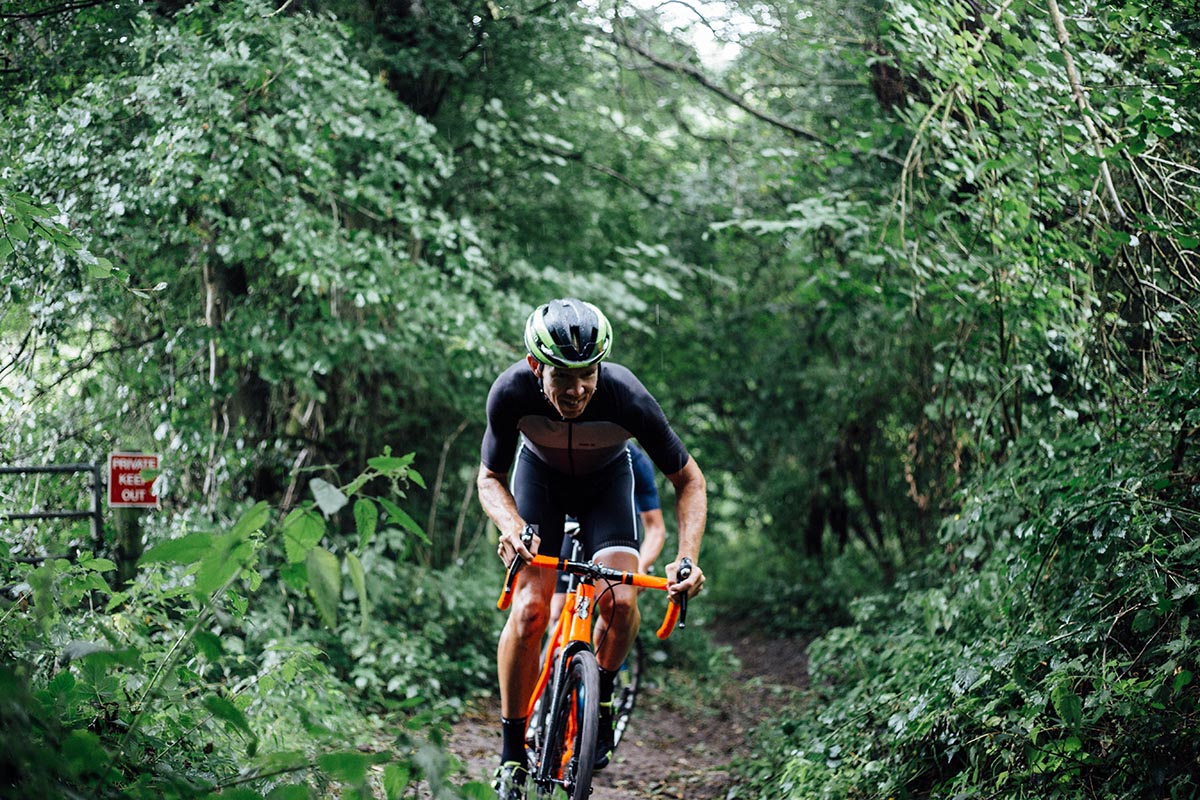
(1, 451, 492, 800)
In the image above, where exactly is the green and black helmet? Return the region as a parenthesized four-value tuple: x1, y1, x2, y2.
(524, 298, 613, 369)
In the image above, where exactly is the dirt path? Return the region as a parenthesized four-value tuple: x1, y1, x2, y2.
(435, 624, 810, 799)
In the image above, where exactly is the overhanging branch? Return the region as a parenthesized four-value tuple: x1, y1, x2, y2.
(612, 32, 831, 147)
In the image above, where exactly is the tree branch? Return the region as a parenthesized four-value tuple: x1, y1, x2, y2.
(1046, 0, 1128, 222)
(29, 332, 164, 404)
(0, 0, 114, 20)
(612, 32, 831, 147)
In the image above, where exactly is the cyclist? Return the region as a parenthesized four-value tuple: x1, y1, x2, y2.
(479, 298, 707, 799)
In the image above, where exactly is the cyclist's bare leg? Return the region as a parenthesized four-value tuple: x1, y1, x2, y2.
(591, 547, 641, 672)
(498, 567, 559, 717)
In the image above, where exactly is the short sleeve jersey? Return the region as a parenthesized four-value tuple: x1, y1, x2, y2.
(480, 361, 690, 478)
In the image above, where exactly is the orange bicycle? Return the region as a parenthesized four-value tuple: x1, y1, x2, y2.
(497, 526, 691, 800)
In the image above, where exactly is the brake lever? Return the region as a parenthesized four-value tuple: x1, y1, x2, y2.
(675, 557, 693, 629)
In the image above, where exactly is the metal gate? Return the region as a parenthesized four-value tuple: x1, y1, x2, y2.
(0, 463, 104, 541)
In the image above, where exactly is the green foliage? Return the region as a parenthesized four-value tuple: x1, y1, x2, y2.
(1, 0, 510, 525)
(0, 453, 483, 798)
(738, 376, 1200, 797)
(4, 0, 1200, 797)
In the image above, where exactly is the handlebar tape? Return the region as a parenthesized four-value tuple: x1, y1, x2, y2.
(655, 557, 694, 639)
(496, 526, 538, 610)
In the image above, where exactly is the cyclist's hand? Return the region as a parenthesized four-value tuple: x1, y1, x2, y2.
(497, 525, 539, 567)
(666, 558, 704, 599)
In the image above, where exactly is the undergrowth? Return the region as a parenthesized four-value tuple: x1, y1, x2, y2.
(735, 385, 1200, 798)
(0, 454, 500, 800)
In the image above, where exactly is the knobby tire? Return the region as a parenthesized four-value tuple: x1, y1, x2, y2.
(535, 649, 599, 800)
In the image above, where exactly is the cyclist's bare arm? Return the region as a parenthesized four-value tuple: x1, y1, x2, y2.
(665, 456, 707, 599)
(638, 507, 666, 573)
(478, 463, 538, 565)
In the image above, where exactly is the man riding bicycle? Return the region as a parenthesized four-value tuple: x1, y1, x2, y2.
(478, 298, 708, 799)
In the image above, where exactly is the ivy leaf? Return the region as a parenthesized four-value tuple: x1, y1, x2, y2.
(306, 546, 341, 629)
(310, 478, 348, 517)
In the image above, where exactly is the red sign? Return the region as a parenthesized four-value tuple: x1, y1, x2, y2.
(108, 453, 160, 508)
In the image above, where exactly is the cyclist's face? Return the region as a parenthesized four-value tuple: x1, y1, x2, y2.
(535, 361, 599, 419)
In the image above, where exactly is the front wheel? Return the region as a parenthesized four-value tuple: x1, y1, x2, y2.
(534, 649, 599, 800)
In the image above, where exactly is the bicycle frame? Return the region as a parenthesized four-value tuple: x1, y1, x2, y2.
(497, 531, 690, 798)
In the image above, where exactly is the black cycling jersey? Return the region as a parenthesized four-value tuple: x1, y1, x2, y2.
(480, 361, 690, 478)
(482, 360, 688, 562)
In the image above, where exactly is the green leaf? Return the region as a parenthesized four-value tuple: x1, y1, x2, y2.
(354, 498, 378, 549)
(407, 468, 426, 489)
(140, 532, 214, 565)
(193, 630, 224, 661)
(346, 552, 369, 631)
(383, 763, 411, 800)
(5, 219, 29, 241)
(265, 785, 311, 800)
(204, 693, 255, 740)
(279, 561, 308, 592)
(460, 781, 496, 800)
(282, 508, 325, 563)
(367, 452, 415, 472)
(204, 788, 262, 800)
(310, 478, 348, 517)
(317, 750, 369, 784)
(377, 497, 430, 544)
(194, 530, 255, 596)
(1052, 683, 1083, 731)
(306, 546, 341, 628)
(62, 729, 110, 779)
(230, 501, 272, 539)
(83, 558, 117, 572)
(87, 258, 116, 279)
